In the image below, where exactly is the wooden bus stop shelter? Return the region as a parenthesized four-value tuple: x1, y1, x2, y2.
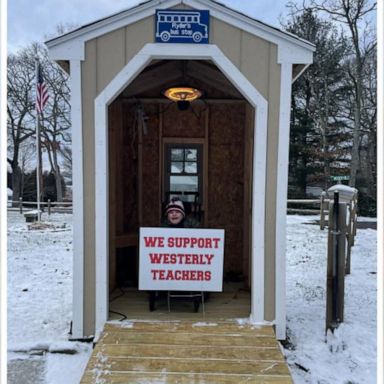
(46, 0, 314, 342)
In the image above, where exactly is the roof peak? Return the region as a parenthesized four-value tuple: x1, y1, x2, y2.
(46, 0, 314, 53)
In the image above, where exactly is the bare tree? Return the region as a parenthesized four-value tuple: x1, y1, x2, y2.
(7, 42, 71, 202)
(60, 144, 72, 178)
(285, 9, 350, 194)
(7, 49, 36, 203)
(289, 0, 376, 187)
(18, 139, 36, 198)
(40, 52, 71, 202)
(357, 45, 376, 212)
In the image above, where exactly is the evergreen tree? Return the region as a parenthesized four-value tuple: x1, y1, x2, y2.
(285, 2, 376, 215)
(284, 9, 350, 196)
(22, 169, 66, 202)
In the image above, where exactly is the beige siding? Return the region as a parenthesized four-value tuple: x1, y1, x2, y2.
(82, 40, 97, 335)
(210, 18, 241, 69)
(124, 18, 154, 64)
(240, 31, 270, 99)
(96, 29, 125, 94)
(210, 19, 271, 100)
(81, 14, 156, 335)
(81, 10, 283, 332)
(210, 19, 281, 320)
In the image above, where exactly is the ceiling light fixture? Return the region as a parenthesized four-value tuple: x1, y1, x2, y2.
(163, 87, 202, 102)
(164, 87, 202, 101)
(163, 86, 202, 110)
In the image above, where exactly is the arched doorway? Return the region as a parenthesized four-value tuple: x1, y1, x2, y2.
(95, 44, 268, 333)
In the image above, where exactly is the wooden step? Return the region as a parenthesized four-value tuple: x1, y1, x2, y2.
(82, 372, 292, 384)
(98, 343, 284, 361)
(85, 356, 291, 375)
(100, 330, 278, 347)
(104, 321, 275, 335)
(80, 320, 292, 384)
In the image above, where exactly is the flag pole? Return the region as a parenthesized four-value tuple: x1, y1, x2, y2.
(35, 58, 41, 222)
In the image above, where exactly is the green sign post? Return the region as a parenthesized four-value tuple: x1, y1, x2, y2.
(330, 175, 350, 181)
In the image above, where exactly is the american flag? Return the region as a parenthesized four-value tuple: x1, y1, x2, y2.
(36, 63, 49, 114)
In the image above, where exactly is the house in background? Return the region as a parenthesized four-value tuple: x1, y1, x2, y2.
(46, 0, 314, 341)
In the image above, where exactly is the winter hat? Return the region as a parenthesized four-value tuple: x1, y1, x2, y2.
(166, 197, 185, 218)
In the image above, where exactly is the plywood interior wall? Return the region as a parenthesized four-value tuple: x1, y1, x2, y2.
(109, 99, 249, 290)
(208, 103, 246, 279)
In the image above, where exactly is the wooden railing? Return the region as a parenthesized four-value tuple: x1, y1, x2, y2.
(288, 193, 359, 334)
(287, 197, 324, 215)
(8, 198, 72, 215)
(7, 197, 328, 217)
(288, 193, 333, 229)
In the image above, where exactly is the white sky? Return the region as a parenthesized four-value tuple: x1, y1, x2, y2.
(8, 0, 290, 53)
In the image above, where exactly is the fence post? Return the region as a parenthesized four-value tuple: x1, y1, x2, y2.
(326, 192, 347, 334)
(19, 197, 23, 214)
(351, 193, 358, 242)
(48, 199, 51, 216)
(346, 193, 359, 275)
(345, 202, 353, 275)
(320, 191, 326, 230)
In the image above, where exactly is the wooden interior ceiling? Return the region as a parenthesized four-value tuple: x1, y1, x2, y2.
(121, 60, 244, 100)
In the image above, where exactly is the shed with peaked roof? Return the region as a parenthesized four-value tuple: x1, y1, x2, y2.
(46, 0, 314, 340)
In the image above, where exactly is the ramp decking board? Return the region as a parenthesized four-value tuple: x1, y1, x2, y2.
(82, 372, 292, 384)
(103, 322, 275, 336)
(99, 344, 284, 361)
(100, 332, 278, 347)
(81, 321, 292, 383)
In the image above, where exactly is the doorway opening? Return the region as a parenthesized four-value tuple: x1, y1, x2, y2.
(107, 59, 254, 320)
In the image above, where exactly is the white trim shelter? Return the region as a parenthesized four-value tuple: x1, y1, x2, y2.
(47, 0, 314, 340)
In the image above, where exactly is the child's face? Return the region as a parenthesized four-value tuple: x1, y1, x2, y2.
(167, 209, 183, 225)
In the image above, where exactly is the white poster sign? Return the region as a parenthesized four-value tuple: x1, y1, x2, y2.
(139, 227, 224, 291)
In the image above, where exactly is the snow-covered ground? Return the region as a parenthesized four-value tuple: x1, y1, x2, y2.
(7, 211, 92, 384)
(7, 211, 376, 383)
(285, 215, 376, 383)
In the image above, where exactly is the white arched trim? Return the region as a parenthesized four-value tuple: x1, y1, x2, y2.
(94, 43, 268, 334)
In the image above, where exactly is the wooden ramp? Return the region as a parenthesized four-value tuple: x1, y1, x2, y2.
(81, 321, 292, 383)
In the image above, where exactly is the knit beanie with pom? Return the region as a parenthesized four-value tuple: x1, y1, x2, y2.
(166, 198, 185, 218)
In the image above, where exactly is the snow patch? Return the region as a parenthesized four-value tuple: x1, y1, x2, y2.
(107, 320, 134, 328)
(192, 322, 218, 327)
(235, 317, 250, 325)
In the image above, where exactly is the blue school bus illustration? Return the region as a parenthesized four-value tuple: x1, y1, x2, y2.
(155, 10, 209, 44)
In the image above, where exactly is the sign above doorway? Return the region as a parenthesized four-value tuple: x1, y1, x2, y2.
(155, 9, 210, 44)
